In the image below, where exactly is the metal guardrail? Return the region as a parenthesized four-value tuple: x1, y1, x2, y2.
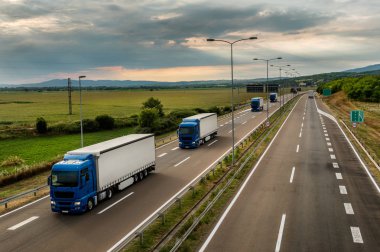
(0, 185, 48, 209)
(340, 119, 380, 171)
(108, 98, 296, 251)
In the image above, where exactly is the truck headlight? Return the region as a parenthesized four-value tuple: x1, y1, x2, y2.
(51, 201, 56, 205)
(192, 142, 195, 144)
(74, 201, 81, 206)
(179, 142, 182, 144)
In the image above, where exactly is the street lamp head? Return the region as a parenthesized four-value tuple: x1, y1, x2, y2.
(253, 58, 259, 60)
(206, 38, 215, 42)
(249, 36, 258, 40)
(286, 64, 291, 66)
(79, 75, 86, 79)
(277, 57, 282, 60)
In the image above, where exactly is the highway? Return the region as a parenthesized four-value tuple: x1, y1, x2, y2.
(200, 95, 380, 251)
(0, 94, 293, 251)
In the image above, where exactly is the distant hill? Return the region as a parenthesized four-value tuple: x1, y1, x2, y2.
(344, 64, 380, 73)
(0, 78, 272, 89)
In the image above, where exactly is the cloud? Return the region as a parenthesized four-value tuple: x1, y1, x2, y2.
(0, 0, 379, 84)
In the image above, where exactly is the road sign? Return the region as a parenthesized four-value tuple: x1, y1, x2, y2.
(323, 89, 331, 96)
(352, 122, 357, 128)
(350, 110, 364, 123)
(247, 84, 279, 93)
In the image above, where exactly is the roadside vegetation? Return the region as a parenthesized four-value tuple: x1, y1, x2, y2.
(0, 89, 258, 189)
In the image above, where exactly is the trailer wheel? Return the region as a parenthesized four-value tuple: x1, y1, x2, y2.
(139, 172, 144, 180)
(134, 174, 139, 183)
(143, 169, 148, 177)
(87, 199, 94, 211)
(106, 189, 113, 199)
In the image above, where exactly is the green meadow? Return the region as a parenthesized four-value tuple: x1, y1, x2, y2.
(0, 88, 253, 125)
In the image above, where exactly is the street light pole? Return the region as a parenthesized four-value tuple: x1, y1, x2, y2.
(270, 64, 291, 113)
(207, 36, 257, 167)
(79, 75, 86, 147)
(253, 57, 282, 125)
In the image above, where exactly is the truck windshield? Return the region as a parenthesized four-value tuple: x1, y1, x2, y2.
(51, 171, 78, 187)
(179, 127, 194, 135)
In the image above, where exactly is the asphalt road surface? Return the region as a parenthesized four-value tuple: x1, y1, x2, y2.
(200, 95, 380, 252)
(0, 94, 294, 252)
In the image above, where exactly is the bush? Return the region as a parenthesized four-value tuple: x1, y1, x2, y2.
(82, 119, 99, 132)
(168, 109, 196, 120)
(194, 107, 207, 113)
(36, 117, 47, 134)
(142, 97, 164, 116)
(207, 106, 222, 115)
(139, 108, 159, 128)
(95, 114, 115, 130)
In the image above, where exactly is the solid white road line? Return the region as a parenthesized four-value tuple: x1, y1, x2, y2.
(333, 162, 339, 168)
(351, 227, 364, 243)
(174, 157, 190, 167)
(171, 147, 179, 151)
(339, 185, 348, 194)
(290, 167, 295, 183)
(275, 214, 287, 252)
(7, 216, 39, 231)
(98, 192, 134, 214)
(331, 154, 336, 159)
(296, 144, 300, 153)
(329, 148, 334, 152)
(336, 173, 343, 180)
(344, 203, 354, 215)
(208, 140, 218, 147)
(158, 153, 167, 158)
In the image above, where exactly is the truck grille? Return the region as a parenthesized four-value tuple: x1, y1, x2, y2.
(181, 137, 192, 141)
(54, 191, 74, 199)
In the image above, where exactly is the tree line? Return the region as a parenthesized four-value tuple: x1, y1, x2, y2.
(316, 75, 380, 102)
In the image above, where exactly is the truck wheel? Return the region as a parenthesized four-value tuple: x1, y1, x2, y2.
(139, 172, 144, 180)
(87, 199, 94, 211)
(134, 174, 139, 183)
(106, 189, 113, 199)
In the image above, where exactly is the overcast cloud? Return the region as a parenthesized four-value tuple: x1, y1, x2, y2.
(0, 0, 379, 84)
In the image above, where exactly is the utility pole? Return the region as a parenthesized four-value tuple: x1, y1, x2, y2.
(68, 78, 72, 115)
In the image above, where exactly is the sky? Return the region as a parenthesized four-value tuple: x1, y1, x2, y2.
(0, 0, 379, 84)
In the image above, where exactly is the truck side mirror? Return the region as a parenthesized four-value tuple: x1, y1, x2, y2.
(85, 173, 89, 181)
(47, 176, 51, 186)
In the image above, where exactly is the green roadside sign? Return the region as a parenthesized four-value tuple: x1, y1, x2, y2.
(350, 110, 364, 123)
(323, 89, 332, 96)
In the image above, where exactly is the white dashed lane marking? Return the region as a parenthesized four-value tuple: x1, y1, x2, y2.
(8, 216, 39, 231)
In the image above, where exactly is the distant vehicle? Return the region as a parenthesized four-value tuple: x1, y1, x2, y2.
(269, 93, 278, 102)
(178, 113, 218, 148)
(251, 97, 264, 111)
(290, 87, 297, 94)
(49, 134, 155, 213)
(308, 91, 314, 99)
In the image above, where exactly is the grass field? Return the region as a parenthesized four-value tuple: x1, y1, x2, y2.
(0, 88, 254, 125)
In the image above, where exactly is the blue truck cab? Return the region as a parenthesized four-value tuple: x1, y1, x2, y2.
(251, 97, 264, 112)
(49, 154, 97, 213)
(178, 113, 218, 149)
(178, 120, 199, 148)
(270, 93, 278, 102)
